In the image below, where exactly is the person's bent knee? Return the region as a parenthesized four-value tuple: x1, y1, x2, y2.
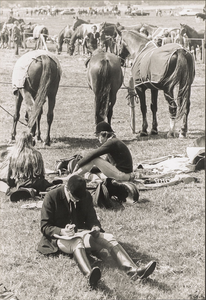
(57, 237, 84, 254)
(96, 233, 119, 249)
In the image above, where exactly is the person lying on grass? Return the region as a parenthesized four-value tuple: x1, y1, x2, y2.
(37, 175, 156, 289)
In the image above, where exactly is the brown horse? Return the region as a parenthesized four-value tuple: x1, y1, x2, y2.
(117, 30, 195, 138)
(56, 25, 73, 54)
(180, 23, 204, 60)
(11, 50, 62, 146)
(86, 49, 123, 125)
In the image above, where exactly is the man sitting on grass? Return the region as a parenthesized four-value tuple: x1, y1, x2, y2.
(37, 175, 156, 289)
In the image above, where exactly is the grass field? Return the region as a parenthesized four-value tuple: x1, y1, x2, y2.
(0, 10, 205, 300)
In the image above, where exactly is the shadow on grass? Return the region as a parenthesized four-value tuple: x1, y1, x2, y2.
(37, 136, 99, 149)
(89, 241, 172, 295)
(123, 129, 205, 144)
(37, 129, 205, 149)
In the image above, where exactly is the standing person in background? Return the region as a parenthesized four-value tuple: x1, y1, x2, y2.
(12, 21, 21, 55)
(83, 25, 100, 54)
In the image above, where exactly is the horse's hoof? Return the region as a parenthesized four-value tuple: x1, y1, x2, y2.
(150, 129, 158, 135)
(179, 132, 186, 139)
(167, 131, 177, 138)
(8, 139, 15, 145)
(43, 141, 50, 146)
(139, 131, 148, 137)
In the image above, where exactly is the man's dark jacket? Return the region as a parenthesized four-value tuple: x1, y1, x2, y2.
(37, 185, 102, 255)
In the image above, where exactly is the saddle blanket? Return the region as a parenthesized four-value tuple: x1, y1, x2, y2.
(12, 50, 62, 94)
(33, 25, 46, 39)
(131, 41, 183, 86)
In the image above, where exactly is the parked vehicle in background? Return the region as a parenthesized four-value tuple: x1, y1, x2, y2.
(125, 9, 150, 16)
(179, 9, 200, 16)
(60, 9, 76, 15)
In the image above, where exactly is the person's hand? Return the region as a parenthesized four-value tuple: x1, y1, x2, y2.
(61, 224, 75, 237)
(90, 226, 100, 238)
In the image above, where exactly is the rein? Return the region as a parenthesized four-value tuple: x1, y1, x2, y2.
(0, 105, 27, 126)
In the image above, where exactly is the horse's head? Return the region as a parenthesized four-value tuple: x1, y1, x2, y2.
(180, 24, 187, 36)
(68, 44, 75, 55)
(116, 32, 130, 66)
(99, 22, 106, 33)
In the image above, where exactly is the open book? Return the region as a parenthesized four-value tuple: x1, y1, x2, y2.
(53, 229, 95, 240)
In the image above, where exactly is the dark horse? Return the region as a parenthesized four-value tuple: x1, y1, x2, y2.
(86, 49, 123, 124)
(117, 30, 195, 138)
(180, 23, 204, 60)
(11, 50, 62, 146)
(56, 25, 73, 54)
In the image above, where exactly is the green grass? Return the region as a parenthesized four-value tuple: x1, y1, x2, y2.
(0, 10, 205, 300)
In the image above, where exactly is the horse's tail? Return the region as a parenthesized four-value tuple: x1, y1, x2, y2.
(164, 48, 195, 120)
(28, 55, 52, 128)
(95, 59, 111, 122)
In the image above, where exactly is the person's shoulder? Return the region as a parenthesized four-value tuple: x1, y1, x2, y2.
(45, 185, 64, 200)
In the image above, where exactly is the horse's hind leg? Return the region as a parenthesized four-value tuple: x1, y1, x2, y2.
(44, 94, 56, 146)
(35, 108, 43, 141)
(136, 87, 148, 136)
(163, 89, 178, 138)
(150, 89, 158, 135)
(179, 89, 191, 138)
(11, 90, 23, 141)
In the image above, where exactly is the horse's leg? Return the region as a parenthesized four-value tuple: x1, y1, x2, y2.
(136, 87, 148, 136)
(11, 90, 23, 141)
(163, 88, 178, 138)
(150, 89, 158, 135)
(36, 108, 43, 142)
(194, 46, 197, 61)
(179, 89, 191, 139)
(107, 91, 116, 125)
(44, 93, 56, 146)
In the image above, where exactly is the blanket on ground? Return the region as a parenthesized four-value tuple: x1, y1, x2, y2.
(12, 50, 62, 94)
(131, 41, 183, 86)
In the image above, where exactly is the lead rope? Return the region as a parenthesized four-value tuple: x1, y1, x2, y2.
(0, 105, 27, 126)
(122, 63, 139, 108)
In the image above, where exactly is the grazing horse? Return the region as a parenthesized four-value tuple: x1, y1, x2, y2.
(180, 23, 204, 60)
(11, 50, 62, 146)
(72, 17, 89, 31)
(21, 23, 37, 48)
(56, 25, 73, 54)
(68, 23, 101, 55)
(117, 30, 195, 138)
(86, 49, 123, 124)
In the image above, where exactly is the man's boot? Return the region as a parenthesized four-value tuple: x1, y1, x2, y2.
(110, 244, 156, 280)
(73, 248, 101, 288)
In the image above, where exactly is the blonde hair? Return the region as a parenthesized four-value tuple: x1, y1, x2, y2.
(8, 131, 45, 180)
